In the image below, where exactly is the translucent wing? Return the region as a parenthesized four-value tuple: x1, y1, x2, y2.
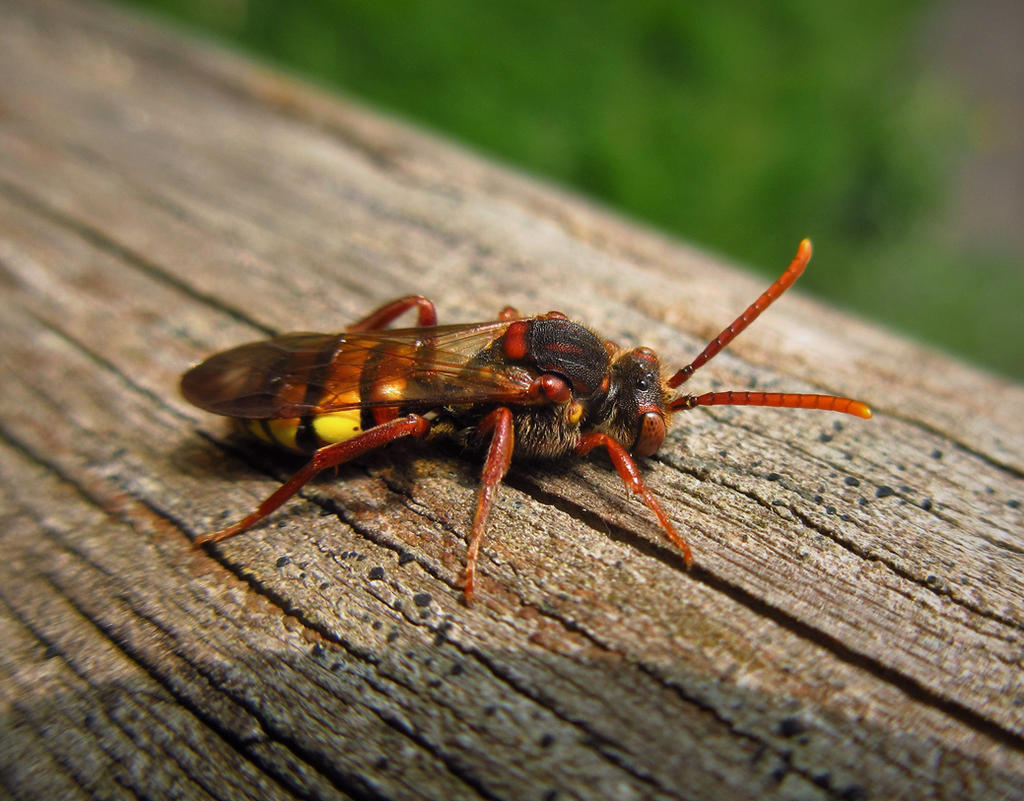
(181, 321, 538, 419)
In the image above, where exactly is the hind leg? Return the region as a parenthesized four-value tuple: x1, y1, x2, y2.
(347, 295, 437, 331)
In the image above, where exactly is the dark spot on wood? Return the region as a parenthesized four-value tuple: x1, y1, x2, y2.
(434, 621, 453, 647)
(875, 485, 895, 498)
(778, 716, 806, 737)
(413, 592, 432, 608)
(398, 550, 416, 565)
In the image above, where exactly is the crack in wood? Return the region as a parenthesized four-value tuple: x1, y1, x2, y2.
(0, 176, 275, 338)
(507, 466, 1024, 751)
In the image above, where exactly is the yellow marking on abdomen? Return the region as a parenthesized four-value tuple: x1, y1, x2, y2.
(246, 418, 301, 450)
(245, 410, 361, 451)
(245, 419, 272, 444)
(311, 410, 363, 444)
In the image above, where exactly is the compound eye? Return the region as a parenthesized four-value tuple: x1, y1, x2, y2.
(633, 411, 666, 458)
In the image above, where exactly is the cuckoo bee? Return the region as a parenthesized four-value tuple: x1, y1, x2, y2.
(182, 240, 871, 600)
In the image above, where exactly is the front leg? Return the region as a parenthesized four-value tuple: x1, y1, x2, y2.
(576, 433, 693, 567)
(464, 407, 515, 602)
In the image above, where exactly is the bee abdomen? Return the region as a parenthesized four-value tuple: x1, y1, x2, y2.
(243, 409, 364, 453)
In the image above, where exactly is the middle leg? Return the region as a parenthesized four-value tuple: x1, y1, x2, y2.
(464, 407, 515, 601)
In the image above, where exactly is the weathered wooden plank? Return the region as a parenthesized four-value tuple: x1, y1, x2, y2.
(0, 1, 1021, 800)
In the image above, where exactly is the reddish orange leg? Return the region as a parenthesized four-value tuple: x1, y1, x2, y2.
(193, 414, 430, 546)
(464, 407, 515, 602)
(576, 432, 693, 568)
(346, 295, 437, 331)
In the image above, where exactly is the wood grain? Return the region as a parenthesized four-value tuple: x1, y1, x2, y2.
(1, 1, 1021, 799)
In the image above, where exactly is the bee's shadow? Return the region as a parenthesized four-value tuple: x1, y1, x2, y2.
(173, 426, 307, 483)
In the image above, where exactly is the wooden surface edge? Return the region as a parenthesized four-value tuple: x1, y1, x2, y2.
(0, 2, 1022, 800)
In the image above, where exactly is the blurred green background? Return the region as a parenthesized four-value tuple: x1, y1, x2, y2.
(116, 0, 1023, 379)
